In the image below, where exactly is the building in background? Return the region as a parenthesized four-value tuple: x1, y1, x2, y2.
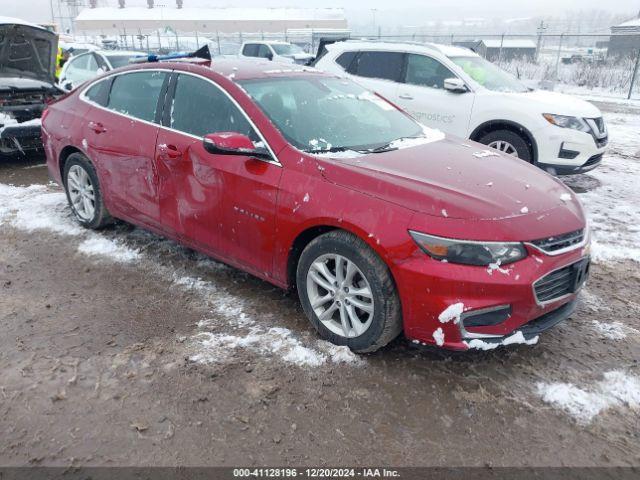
(608, 16, 640, 58)
(453, 38, 537, 61)
(74, 6, 347, 35)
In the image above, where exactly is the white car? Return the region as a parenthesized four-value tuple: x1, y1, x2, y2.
(314, 41, 608, 175)
(240, 41, 314, 65)
(59, 50, 145, 90)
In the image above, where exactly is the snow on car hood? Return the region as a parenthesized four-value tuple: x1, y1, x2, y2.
(0, 22, 58, 84)
(508, 89, 602, 118)
(319, 136, 583, 222)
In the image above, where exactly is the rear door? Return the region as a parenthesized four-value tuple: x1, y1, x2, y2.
(82, 70, 169, 228)
(345, 50, 404, 102)
(156, 72, 282, 274)
(395, 53, 474, 136)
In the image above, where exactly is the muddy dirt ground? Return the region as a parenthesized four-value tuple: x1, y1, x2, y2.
(0, 101, 638, 468)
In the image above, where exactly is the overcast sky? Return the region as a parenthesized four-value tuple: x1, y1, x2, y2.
(5, 0, 639, 26)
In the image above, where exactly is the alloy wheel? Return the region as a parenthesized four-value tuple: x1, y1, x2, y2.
(488, 140, 519, 157)
(67, 164, 96, 221)
(306, 254, 374, 338)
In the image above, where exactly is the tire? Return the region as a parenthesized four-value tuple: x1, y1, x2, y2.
(296, 230, 402, 353)
(478, 129, 532, 163)
(62, 152, 113, 229)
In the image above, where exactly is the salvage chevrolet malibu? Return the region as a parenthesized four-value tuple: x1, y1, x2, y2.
(42, 58, 590, 352)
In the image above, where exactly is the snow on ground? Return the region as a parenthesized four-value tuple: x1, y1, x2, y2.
(77, 237, 141, 263)
(562, 111, 640, 264)
(0, 182, 362, 369)
(536, 370, 640, 424)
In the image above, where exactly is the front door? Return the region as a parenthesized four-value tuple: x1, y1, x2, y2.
(395, 53, 475, 136)
(157, 73, 282, 275)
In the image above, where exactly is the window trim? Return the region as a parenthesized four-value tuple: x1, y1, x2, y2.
(80, 68, 281, 167)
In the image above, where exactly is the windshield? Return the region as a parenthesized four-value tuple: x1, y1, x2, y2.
(271, 44, 305, 56)
(106, 55, 138, 69)
(240, 76, 425, 152)
(449, 56, 529, 93)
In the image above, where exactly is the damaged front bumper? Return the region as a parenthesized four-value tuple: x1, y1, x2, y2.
(0, 119, 43, 156)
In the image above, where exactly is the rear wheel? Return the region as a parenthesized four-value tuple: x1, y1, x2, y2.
(63, 153, 113, 229)
(478, 129, 532, 163)
(296, 230, 402, 353)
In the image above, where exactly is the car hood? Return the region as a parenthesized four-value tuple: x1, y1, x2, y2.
(504, 89, 602, 118)
(317, 136, 582, 223)
(0, 22, 58, 84)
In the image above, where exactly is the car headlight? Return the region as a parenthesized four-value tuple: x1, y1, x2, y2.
(542, 113, 590, 133)
(409, 231, 527, 266)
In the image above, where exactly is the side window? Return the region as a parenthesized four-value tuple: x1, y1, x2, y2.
(170, 74, 256, 140)
(350, 51, 405, 82)
(242, 44, 259, 57)
(257, 44, 272, 58)
(85, 54, 99, 73)
(335, 51, 357, 70)
(84, 78, 110, 106)
(107, 71, 167, 122)
(405, 54, 456, 89)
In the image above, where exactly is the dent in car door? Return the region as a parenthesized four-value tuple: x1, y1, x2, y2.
(84, 70, 169, 228)
(396, 54, 474, 136)
(158, 73, 282, 276)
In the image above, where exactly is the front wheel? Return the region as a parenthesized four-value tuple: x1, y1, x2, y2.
(478, 129, 532, 163)
(296, 230, 402, 353)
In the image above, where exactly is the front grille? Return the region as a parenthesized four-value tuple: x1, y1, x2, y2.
(530, 229, 584, 253)
(534, 258, 589, 303)
(584, 153, 603, 167)
(585, 117, 608, 147)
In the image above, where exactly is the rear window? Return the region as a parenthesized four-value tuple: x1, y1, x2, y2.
(335, 51, 357, 70)
(107, 71, 167, 122)
(84, 78, 110, 106)
(350, 51, 405, 82)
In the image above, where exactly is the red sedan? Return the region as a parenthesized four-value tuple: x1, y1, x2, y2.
(42, 58, 590, 352)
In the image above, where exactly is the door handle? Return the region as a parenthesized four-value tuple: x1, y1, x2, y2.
(399, 93, 413, 100)
(88, 121, 107, 134)
(157, 143, 183, 160)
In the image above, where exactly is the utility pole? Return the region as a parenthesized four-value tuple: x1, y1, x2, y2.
(536, 20, 547, 62)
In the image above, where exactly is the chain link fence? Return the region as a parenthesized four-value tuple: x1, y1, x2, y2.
(72, 30, 640, 100)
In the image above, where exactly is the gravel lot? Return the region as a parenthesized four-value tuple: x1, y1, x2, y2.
(0, 100, 638, 468)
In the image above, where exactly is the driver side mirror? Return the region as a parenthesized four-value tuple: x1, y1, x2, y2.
(443, 78, 468, 93)
(266, 52, 274, 61)
(203, 132, 272, 161)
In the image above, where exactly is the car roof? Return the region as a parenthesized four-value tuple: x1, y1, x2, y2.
(327, 40, 478, 58)
(164, 57, 328, 81)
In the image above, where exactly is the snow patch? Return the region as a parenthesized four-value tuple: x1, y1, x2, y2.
(438, 302, 464, 324)
(78, 237, 140, 263)
(432, 327, 445, 346)
(536, 370, 640, 424)
(465, 331, 538, 351)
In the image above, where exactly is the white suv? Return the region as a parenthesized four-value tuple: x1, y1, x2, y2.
(240, 41, 314, 65)
(314, 41, 608, 175)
